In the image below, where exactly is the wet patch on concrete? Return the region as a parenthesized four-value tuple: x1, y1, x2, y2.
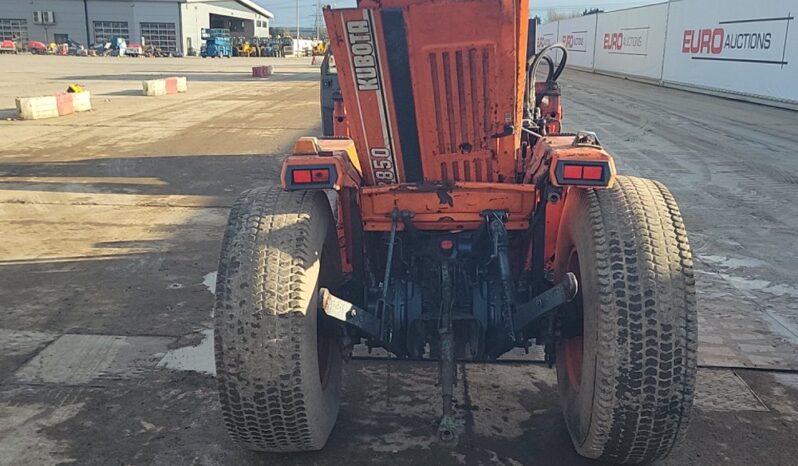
(203, 271, 217, 295)
(157, 328, 215, 375)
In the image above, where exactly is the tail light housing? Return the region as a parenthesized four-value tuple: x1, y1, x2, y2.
(554, 161, 613, 187)
(286, 165, 337, 189)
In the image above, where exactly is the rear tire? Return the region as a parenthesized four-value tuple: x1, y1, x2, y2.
(554, 176, 697, 464)
(214, 186, 343, 452)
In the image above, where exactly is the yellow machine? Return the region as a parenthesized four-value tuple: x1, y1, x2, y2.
(312, 41, 327, 56)
(234, 39, 254, 57)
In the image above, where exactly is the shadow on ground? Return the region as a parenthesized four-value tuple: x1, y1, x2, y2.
(0, 108, 17, 119)
(0, 153, 282, 199)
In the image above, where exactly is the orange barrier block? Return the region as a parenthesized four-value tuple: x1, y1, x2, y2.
(252, 65, 273, 78)
(165, 78, 178, 94)
(54, 93, 74, 116)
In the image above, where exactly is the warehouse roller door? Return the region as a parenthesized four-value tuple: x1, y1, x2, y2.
(0, 18, 28, 43)
(93, 21, 129, 44)
(141, 22, 177, 54)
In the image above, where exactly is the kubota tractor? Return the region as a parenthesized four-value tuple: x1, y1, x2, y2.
(213, 0, 697, 463)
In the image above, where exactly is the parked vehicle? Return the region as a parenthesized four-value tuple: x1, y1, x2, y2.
(0, 40, 17, 54)
(232, 37, 254, 57)
(280, 37, 294, 56)
(249, 37, 270, 57)
(312, 41, 327, 56)
(28, 41, 47, 54)
(213, 0, 698, 464)
(200, 28, 232, 58)
(125, 43, 143, 57)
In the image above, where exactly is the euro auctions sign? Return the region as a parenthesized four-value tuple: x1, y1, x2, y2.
(594, 2, 669, 79)
(663, 0, 797, 103)
(681, 14, 793, 66)
(603, 28, 650, 55)
(563, 31, 588, 52)
(535, 21, 558, 53)
(557, 14, 598, 68)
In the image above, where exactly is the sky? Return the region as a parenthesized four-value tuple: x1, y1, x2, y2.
(257, 0, 664, 28)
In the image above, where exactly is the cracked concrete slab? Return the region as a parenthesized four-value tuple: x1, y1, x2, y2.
(13, 334, 172, 385)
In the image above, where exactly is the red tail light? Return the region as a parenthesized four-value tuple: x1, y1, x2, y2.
(311, 169, 330, 183)
(292, 168, 331, 184)
(287, 166, 336, 189)
(582, 166, 603, 180)
(292, 169, 313, 184)
(563, 165, 584, 180)
(555, 161, 611, 186)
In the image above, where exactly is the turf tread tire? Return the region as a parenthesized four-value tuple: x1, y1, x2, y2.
(556, 175, 697, 464)
(214, 186, 342, 452)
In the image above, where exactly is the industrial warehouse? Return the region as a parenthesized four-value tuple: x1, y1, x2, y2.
(0, 0, 797, 464)
(0, 0, 272, 55)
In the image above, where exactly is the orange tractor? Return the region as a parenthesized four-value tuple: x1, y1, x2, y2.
(213, 0, 697, 463)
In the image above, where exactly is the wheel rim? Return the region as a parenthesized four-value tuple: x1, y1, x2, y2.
(564, 336, 583, 387)
(562, 248, 584, 388)
(315, 241, 336, 391)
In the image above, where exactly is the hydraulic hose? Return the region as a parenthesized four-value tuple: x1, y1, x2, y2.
(526, 43, 568, 112)
(529, 42, 568, 83)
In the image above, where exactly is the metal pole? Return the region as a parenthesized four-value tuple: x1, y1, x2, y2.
(315, 1, 321, 40)
(83, 0, 91, 45)
(296, 0, 300, 40)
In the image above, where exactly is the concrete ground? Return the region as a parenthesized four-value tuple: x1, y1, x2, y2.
(0, 55, 796, 466)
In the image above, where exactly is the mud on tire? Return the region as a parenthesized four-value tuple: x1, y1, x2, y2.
(555, 175, 697, 464)
(214, 186, 343, 452)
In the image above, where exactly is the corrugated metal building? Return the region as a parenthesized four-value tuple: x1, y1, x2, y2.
(0, 0, 273, 55)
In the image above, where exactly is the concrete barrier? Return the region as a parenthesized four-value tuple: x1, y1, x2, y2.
(252, 65, 273, 78)
(71, 91, 92, 112)
(55, 93, 74, 116)
(14, 92, 92, 120)
(143, 79, 167, 96)
(175, 77, 188, 92)
(143, 77, 187, 96)
(165, 78, 178, 94)
(15, 96, 60, 120)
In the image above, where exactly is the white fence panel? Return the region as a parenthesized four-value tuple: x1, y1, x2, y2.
(535, 21, 559, 53)
(594, 3, 669, 80)
(557, 14, 598, 70)
(662, 0, 798, 103)
(535, 20, 561, 63)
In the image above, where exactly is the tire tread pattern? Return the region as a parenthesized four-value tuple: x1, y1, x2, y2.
(577, 176, 697, 463)
(214, 186, 338, 452)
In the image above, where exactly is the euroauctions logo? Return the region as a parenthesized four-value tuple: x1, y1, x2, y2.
(562, 31, 588, 52)
(603, 27, 650, 56)
(682, 14, 794, 67)
(536, 33, 555, 50)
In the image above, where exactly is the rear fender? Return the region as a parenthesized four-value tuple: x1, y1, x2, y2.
(524, 133, 616, 189)
(281, 137, 364, 274)
(547, 133, 616, 189)
(280, 137, 363, 191)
